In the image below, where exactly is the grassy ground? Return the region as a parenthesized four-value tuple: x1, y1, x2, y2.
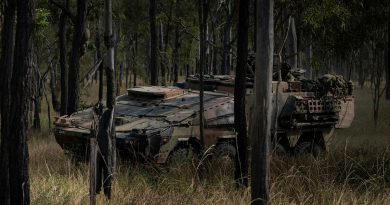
(29, 85, 390, 205)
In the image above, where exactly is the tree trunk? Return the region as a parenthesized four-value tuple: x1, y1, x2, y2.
(133, 70, 137, 86)
(95, 10, 104, 102)
(205, 21, 210, 74)
(221, 1, 233, 75)
(371, 38, 386, 128)
(133, 0, 139, 87)
(286, 17, 297, 69)
(31, 46, 42, 130)
(304, 35, 313, 79)
(0, 0, 16, 203)
(104, 0, 116, 109)
(149, 0, 158, 85)
(186, 64, 190, 77)
(115, 64, 119, 96)
(198, 0, 208, 158)
(67, 0, 88, 114)
(114, 22, 120, 96)
(125, 51, 129, 88)
(32, 86, 41, 130)
(253, 0, 257, 52)
(95, 109, 115, 199)
(8, 0, 34, 203)
(173, 27, 180, 83)
(159, 23, 165, 85)
(386, 23, 390, 99)
(234, 0, 249, 188)
(358, 54, 365, 89)
(160, 22, 171, 85)
(50, 63, 61, 112)
(212, 24, 217, 74)
(251, 0, 273, 204)
(94, 0, 117, 200)
(119, 63, 123, 87)
(44, 91, 52, 131)
(132, 34, 138, 87)
(173, 1, 180, 84)
(59, 0, 69, 115)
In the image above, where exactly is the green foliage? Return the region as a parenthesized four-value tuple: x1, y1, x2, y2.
(301, 0, 389, 55)
(35, 8, 51, 37)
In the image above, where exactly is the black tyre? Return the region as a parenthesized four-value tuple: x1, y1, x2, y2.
(209, 143, 236, 177)
(167, 146, 199, 166)
(274, 142, 288, 154)
(65, 145, 89, 164)
(272, 133, 290, 154)
(213, 143, 236, 161)
(294, 131, 326, 157)
(294, 141, 324, 157)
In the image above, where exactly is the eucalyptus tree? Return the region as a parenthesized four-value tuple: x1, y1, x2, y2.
(149, 0, 158, 85)
(198, 0, 208, 152)
(0, 0, 35, 203)
(172, 0, 181, 83)
(59, 0, 69, 115)
(0, 0, 16, 203)
(97, 0, 116, 199)
(251, 0, 274, 204)
(67, 0, 89, 114)
(286, 17, 297, 69)
(220, 0, 236, 75)
(234, 0, 249, 187)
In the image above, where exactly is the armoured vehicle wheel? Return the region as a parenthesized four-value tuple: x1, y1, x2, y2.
(274, 143, 288, 154)
(167, 146, 198, 166)
(210, 143, 236, 177)
(294, 132, 326, 157)
(65, 145, 89, 164)
(294, 141, 324, 157)
(272, 133, 290, 154)
(214, 143, 236, 161)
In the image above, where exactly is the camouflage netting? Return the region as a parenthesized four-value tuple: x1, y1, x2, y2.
(302, 74, 350, 98)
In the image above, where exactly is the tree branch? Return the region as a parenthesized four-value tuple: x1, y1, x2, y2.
(49, 0, 76, 24)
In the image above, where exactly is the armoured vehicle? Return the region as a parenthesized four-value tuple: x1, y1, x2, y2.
(55, 86, 236, 164)
(54, 73, 354, 163)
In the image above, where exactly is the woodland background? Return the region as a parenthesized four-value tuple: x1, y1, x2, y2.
(0, 0, 390, 204)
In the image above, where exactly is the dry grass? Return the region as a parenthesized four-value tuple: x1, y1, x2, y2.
(29, 86, 390, 204)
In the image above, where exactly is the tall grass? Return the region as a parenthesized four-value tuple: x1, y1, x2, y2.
(29, 86, 390, 204)
(29, 137, 390, 204)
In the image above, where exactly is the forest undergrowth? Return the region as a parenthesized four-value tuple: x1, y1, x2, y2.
(29, 86, 390, 205)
